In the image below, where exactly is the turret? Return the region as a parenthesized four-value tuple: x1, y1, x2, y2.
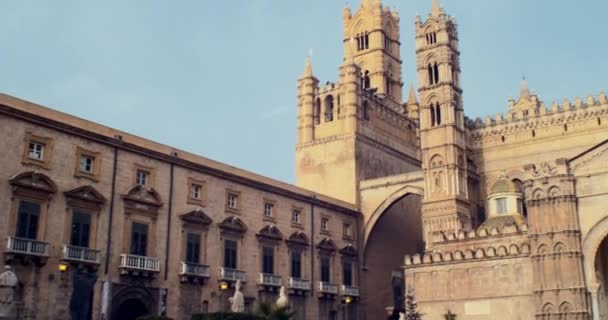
(296, 57, 318, 144)
(405, 85, 420, 121)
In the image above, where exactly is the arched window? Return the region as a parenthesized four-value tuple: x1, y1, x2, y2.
(425, 32, 437, 45)
(363, 101, 370, 121)
(324, 95, 334, 122)
(430, 103, 441, 127)
(385, 75, 391, 95)
(435, 103, 442, 125)
(384, 34, 391, 52)
(430, 105, 436, 127)
(428, 64, 434, 86)
(314, 98, 321, 125)
(433, 63, 440, 84)
(363, 71, 371, 90)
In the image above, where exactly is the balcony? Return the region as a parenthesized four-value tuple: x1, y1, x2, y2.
(219, 267, 247, 283)
(317, 281, 339, 295)
(119, 254, 160, 276)
(6, 237, 49, 264)
(288, 277, 311, 291)
(341, 285, 360, 297)
(62, 245, 101, 265)
(180, 262, 210, 283)
(258, 273, 282, 287)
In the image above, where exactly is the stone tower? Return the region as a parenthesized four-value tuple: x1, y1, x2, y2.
(524, 160, 590, 318)
(295, 0, 419, 205)
(415, 0, 471, 245)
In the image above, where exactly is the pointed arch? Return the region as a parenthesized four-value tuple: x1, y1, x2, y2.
(324, 95, 335, 122)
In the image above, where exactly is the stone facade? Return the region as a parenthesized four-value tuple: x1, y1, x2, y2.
(0, 92, 362, 320)
(295, 0, 608, 319)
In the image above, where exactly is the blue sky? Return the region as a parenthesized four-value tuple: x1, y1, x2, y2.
(0, 1, 606, 183)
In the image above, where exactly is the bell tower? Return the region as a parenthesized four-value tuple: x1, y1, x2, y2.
(416, 0, 471, 246)
(343, 0, 403, 108)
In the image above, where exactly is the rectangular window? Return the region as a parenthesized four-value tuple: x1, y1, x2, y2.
(496, 197, 507, 214)
(343, 223, 352, 238)
(136, 170, 149, 186)
(291, 251, 302, 278)
(16, 200, 40, 240)
(343, 258, 353, 286)
(517, 198, 523, 214)
(224, 239, 237, 269)
(264, 202, 274, 218)
(191, 184, 202, 200)
(186, 232, 201, 263)
(79, 155, 95, 174)
(130, 222, 148, 256)
(292, 209, 301, 224)
(227, 193, 238, 210)
(321, 256, 331, 282)
(70, 211, 91, 247)
(262, 246, 274, 274)
(321, 217, 329, 232)
(28, 142, 44, 160)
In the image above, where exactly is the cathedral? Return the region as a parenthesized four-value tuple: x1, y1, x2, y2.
(296, 0, 608, 319)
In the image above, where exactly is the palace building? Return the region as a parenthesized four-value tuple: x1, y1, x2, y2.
(1, 0, 608, 320)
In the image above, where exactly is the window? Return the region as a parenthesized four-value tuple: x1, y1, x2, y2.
(224, 239, 237, 269)
(321, 217, 329, 232)
(426, 32, 437, 45)
(325, 95, 334, 122)
(264, 202, 274, 218)
(28, 142, 44, 160)
(356, 33, 369, 51)
(291, 251, 302, 278)
(130, 222, 148, 256)
(314, 98, 321, 125)
(262, 246, 274, 274)
(16, 200, 40, 240)
(292, 209, 301, 224)
(79, 155, 94, 174)
(136, 170, 149, 186)
(384, 35, 391, 52)
(517, 198, 524, 214)
(362, 71, 371, 89)
(186, 232, 201, 263)
(192, 184, 202, 200)
(343, 258, 353, 286)
(428, 62, 440, 85)
(430, 103, 442, 127)
(321, 256, 331, 282)
(343, 223, 352, 238)
(385, 75, 392, 95)
(227, 193, 239, 210)
(70, 211, 91, 247)
(496, 198, 507, 214)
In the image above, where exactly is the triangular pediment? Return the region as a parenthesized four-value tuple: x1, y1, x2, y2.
(10, 171, 57, 199)
(256, 225, 284, 241)
(64, 185, 106, 205)
(123, 185, 163, 207)
(180, 209, 212, 227)
(339, 244, 358, 257)
(316, 238, 336, 253)
(570, 139, 608, 176)
(218, 216, 247, 234)
(286, 231, 310, 247)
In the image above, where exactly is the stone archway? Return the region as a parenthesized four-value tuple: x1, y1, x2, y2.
(583, 216, 608, 320)
(362, 190, 423, 319)
(110, 285, 157, 320)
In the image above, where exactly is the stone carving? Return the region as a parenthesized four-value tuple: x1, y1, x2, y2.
(0, 266, 19, 319)
(229, 280, 245, 312)
(276, 286, 288, 308)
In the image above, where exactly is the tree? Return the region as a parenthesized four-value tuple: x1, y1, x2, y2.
(255, 303, 295, 320)
(404, 289, 423, 320)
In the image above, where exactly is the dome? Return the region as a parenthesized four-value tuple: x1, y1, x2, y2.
(478, 214, 526, 231)
(490, 176, 520, 195)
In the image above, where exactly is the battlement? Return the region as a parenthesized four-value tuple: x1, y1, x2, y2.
(466, 91, 608, 147)
(467, 92, 607, 130)
(404, 223, 530, 267)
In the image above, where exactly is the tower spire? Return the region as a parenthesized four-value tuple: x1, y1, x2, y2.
(407, 85, 418, 105)
(520, 76, 530, 100)
(430, 0, 441, 17)
(303, 57, 313, 77)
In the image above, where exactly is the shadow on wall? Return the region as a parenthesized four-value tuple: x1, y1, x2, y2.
(363, 194, 423, 319)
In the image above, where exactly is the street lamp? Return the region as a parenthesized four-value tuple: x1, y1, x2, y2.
(219, 282, 229, 311)
(58, 262, 69, 272)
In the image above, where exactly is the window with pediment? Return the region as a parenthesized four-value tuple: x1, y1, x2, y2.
(9, 172, 57, 241)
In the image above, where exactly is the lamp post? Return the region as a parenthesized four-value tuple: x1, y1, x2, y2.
(344, 296, 352, 320)
(219, 282, 229, 311)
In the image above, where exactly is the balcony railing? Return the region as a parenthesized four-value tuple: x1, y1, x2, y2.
(288, 277, 311, 291)
(341, 285, 360, 297)
(180, 262, 210, 278)
(119, 254, 160, 272)
(259, 273, 282, 287)
(219, 267, 247, 282)
(6, 237, 49, 257)
(317, 281, 338, 294)
(62, 245, 101, 264)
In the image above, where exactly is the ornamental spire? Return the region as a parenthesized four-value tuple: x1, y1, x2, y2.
(407, 85, 418, 105)
(520, 75, 530, 100)
(303, 57, 313, 77)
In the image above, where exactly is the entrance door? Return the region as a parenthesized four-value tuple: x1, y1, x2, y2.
(115, 299, 149, 320)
